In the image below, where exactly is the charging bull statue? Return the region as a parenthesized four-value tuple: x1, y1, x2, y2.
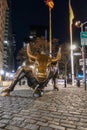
(1, 43, 61, 97)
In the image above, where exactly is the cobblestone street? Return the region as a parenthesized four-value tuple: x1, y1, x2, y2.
(0, 85, 87, 130)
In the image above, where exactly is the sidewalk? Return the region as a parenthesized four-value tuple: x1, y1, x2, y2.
(0, 84, 87, 130)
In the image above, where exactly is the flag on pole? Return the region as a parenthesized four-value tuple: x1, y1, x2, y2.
(69, 0, 74, 25)
(45, 0, 54, 9)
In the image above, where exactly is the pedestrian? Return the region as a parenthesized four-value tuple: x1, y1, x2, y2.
(77, 79, 80, 87)
(22, 80, 25, 85)
(19, 80, 21, 86)
(64, 77, 67, 88)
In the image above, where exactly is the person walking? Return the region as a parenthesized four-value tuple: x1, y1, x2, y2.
(64, 77, 67, 88)
(77, 79, 80, 87)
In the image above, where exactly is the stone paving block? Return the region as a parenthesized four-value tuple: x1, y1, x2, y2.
(53, 118, 60, 122)
(77, 126, 87, 130)
(42, 116, 53, 121)
(24, 119, 37, 124)
(62, 113, 74, 117)
(12, 117, 25, 121)
(76, 122, 87, 128)
(36, 121, 48, 126)
(37, 109, 50, 114)
(39, 126, 53, 130)
(67, 116, 79, 122)
(80, 118, 87, 123)
(2, 115, 12, 120)
(6, 125, 28, 130)
(0, 85, 87, 130)
(0, 122, 6, 128)
(60, 119, 75, 125)
(30, 114, 41, 118)
(51, 112, 62, 116)
(9, 119, 23, 127)
(30, 117, 46, 122)
(48, 120, 59, 125)
(0, 128, 7, 130)
(69, 111, 81, 115)
(61, 123, 76, 129)
(49, 124, 65, 130)
(0, 119, 9, 124)
(24, 123, 39, 130)
(67, 128, 77, 130)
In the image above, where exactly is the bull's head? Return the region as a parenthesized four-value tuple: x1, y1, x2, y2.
(27, 44, 61, 82)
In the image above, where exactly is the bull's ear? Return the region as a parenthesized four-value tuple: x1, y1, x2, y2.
(47, 58, 52, 66)
(57, 47, 61, 58)
(51, 47, 61, 62)
(27, 44, 37, 60)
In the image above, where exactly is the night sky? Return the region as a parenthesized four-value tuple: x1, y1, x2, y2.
(11, 0, 87, 53)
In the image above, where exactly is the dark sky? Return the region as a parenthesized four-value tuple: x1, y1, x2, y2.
(11, 0, 87, 53)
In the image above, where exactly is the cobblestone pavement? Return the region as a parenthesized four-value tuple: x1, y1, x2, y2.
(0, 85, 87, 130)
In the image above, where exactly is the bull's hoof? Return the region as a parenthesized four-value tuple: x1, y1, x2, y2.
(33, 90, 44, 97)
(1, 88, 10, 93)
(54, 87, 59, 91)
(0, 88, 11, 96)
(0, 92, 10, 96)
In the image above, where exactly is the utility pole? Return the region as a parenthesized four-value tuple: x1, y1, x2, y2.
(75, 21, 87, 90)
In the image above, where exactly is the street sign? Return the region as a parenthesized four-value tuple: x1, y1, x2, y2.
(80, 32, 87, 45)
(80, 32, 87, 39)
(79, 58, 87, 66)
(81, 39, 87, 45)
(73, 52, 81, 56)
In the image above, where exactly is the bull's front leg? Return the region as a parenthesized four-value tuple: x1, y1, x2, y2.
(53, 77, 59, 91)
(26, 71, 43, 97)
(1, 67, 24, 96)
(53, 71, 59, 91)
(39, 71, 54, 89)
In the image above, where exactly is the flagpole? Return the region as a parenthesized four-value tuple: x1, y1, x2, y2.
(69, 0, 74, 86)
(70, 23, 74, 86)
(49, 7, 52, 57)
(45, 0, 54, 57)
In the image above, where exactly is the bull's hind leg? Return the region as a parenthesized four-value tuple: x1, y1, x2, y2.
(1, 67, 24, 96)
(53, 71, 59, 91)
(53, 78, 59, 91)
(33, 87, 44, 97)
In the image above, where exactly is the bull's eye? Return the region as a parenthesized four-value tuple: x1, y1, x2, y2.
(34, 68, 38, 75)
(35, 61, 39, 66)
(36, 68, 38, 72)
(46, 68, 49, 73)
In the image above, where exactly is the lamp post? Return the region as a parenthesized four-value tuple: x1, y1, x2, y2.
(75, 21, 87, 31)
(70, 22, 75, 86)
(70, 45, 76, 86)
(49, 8, 52, 57)
(75, 21, 87, 90)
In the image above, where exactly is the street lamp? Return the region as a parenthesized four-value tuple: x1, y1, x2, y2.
(75, 21, 87, 31)
(75, 20, 87, 90)
(70, 44, 76, 50)
(70, 44, 76, 85)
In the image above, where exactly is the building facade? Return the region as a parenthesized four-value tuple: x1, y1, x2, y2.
(29, 25, 48, 40)
(0, 0, 8, 80)
(2, 0, 16, 80)
(3, 4, 16, 69)
(0, 0, 7, 70)
(0, 0, 16, 80)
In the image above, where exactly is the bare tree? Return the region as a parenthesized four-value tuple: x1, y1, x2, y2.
(16, 47, 27, 66)
(59, 43, 70, 78)
(16, 37, 60, 66)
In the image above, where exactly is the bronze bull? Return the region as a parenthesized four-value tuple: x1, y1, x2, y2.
(1, 43, 61, 97)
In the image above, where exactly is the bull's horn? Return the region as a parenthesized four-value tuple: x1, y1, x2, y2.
(51, 47, 61, 62)
(27, 44, 37, 60)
